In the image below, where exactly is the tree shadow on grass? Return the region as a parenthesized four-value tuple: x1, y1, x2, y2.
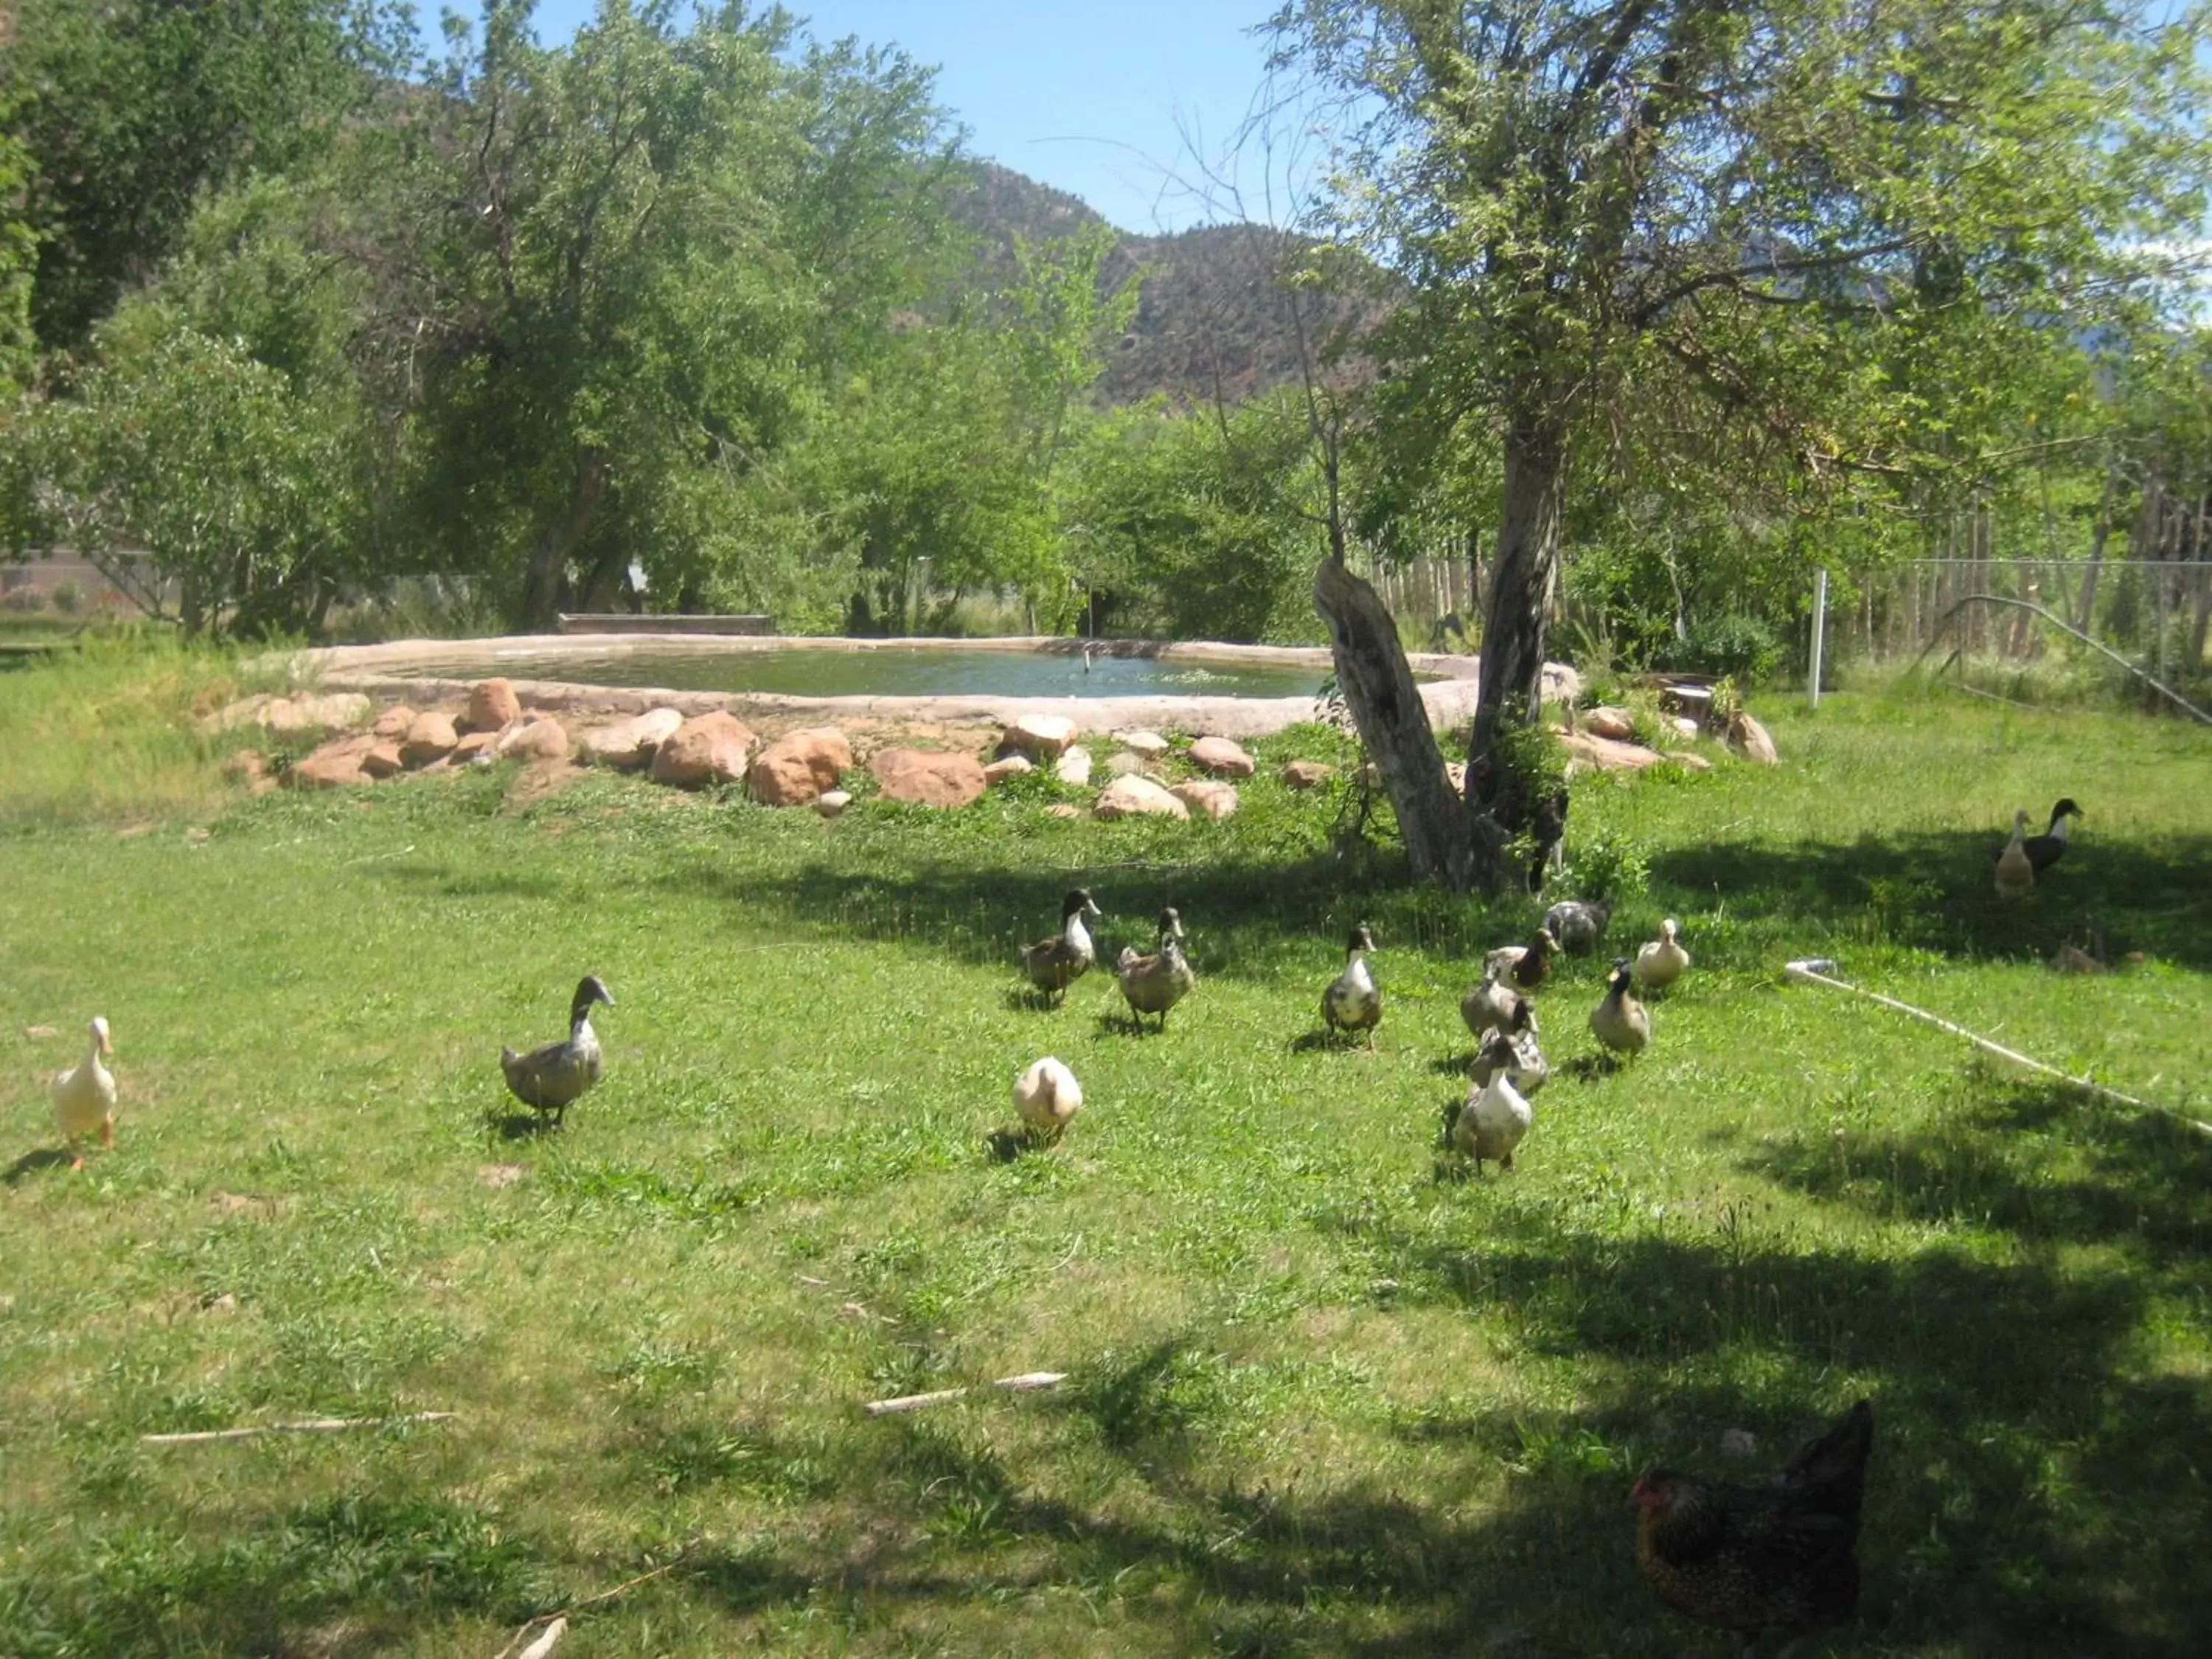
(1650, 829, 2212, 971)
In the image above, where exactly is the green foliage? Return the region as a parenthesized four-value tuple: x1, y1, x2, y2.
(1663, 612, 1785, 684)
(1559, 830, 1650, 904)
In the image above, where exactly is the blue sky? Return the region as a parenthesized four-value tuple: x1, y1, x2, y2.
(501, 1, 1292, 232)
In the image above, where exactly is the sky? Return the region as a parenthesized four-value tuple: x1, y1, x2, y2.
(509, 1, 1299, 232)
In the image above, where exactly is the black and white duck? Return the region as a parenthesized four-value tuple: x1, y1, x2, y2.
(1484, 926, 1558, 991)
(1021, 888, 1102, 1005)
(1454, 1029, 1534, 1175)
(1990, 797, 2081, 876)
(1321, 924, 1382, 1046)
(1117, 906, 1196, 1033)
(501, 975, 614, 1130)
(1470, 998, 1548, 1096)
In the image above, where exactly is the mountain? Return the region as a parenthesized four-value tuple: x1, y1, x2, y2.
(947, 161, 1378, 407)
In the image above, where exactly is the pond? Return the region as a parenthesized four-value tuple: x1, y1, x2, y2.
(373, 642, 1338, 701)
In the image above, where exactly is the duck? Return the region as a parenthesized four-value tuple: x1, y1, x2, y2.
(1453, 1031, 1534, 1174)
(1117, 905, 1196, 1033)
(1543, 899, 1611, 955)
(1012, 1056, 1082, 1144)
(1321, 923, 1382, 1046)
(1461, 971, 1526, 1039)
(501, 975, 614, 1130)
(1632, 918, 1690, 992)
(1470, 998, 1548, 1097)
(51, 1017, 116, 1169)
(1021, 888, 1102, 1004)
(1993, 810, 2035, 899)
(1989, 797, 2081, 874)
(1590, 959, 1652, 1060)
(1484, 926, 1558, 991)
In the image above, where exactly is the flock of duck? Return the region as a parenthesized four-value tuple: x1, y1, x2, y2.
(39, 798, 2082, 1172)
(1007, 885, 1692, 1173)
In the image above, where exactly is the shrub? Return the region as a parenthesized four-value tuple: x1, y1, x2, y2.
(1665, 611, 1782, 681)
(1, 584, 47, 612)
(49, 579, 85, 615)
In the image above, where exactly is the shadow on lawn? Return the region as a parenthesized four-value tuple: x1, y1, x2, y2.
(1651, 828, 2212, 970)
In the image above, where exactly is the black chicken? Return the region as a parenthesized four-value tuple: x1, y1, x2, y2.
(1632, 1399, 1874, 1657)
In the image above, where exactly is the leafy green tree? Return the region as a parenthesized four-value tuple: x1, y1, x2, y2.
(4, 0, 398, 350)
(1272, 0, 2211, 889)
(0, 127, 35, 389)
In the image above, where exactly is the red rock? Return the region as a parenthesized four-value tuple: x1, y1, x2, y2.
(1728, 712, 1778, 765)
(1172, 779, 1239, 820)
(1002, 714, 1077, 759)
(495, 717, 570, 761)
(465, 678, 522, 732)
(372, 704, 416, 740)
(1188, 736, 1256, 777)
(400, 710, 459, 768)
(361, 742, 406, 779)
(1585, 705, 1637, 740)
(1095, 774, 1189, 820)
(583, 707, 686, 770)
(1559, 729, 1665, 771)
(748, 727, 852, 806)
(870, 747, 986, 807)
(291, 733, 379, 788)
(1280, 759, 1335, 789)
(453, 731, 499, 762)
(650, 711, 755, 788)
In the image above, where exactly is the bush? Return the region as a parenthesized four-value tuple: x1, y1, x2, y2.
(49, 579, 85, 615)
(1, 585, 48, 612)
(1663, 611, 1782, 681)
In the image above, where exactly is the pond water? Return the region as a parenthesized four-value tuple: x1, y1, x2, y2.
(383, 644, 1337, 700)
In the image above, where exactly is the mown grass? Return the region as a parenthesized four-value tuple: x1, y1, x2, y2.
(1, 653, 2208, 1657)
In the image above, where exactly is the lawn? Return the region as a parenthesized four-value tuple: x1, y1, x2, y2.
(1, 658, 2208, 1657)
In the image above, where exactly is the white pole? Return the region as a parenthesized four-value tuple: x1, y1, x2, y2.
(1809, 567, 1829, 709)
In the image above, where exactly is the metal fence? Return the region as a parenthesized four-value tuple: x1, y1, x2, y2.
(1838, 557, 2212, 674)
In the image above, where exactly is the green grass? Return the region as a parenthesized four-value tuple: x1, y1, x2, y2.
(1, 659, 2208, 1656)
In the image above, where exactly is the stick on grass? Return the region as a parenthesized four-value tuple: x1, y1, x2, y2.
(863, 1371, 1067, 1416)
(141, 1411, 457, 1444)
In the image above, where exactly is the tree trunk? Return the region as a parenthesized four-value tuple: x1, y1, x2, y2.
(1463, 417, 1570, 890)
(519, 446, 608, 630)
(1313, 555, 1474, 887)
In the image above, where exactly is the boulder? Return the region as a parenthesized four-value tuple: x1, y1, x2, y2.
(453, 731, 499, 763)
(1188, 735, 1256, 778)
(361, 742, 407, 780)
(1585, 705, 1638, 741)
(495, 717, 571, 761)
(291, 733, 379, 788)
(203, 694, 272, 733)
(465, 678, 523, 733)
(748, 726, 852, 806)
(1172, 779, 1239, 821)
(1054, 745, 1094, 787)
(1727, 712, 1779, 765)
(650, 711, 756, 789)
(1105, 751, 1151, 777)
(259, 692, 372, 737)
(224, 749, 279, 797)
(1112, 728, 1171, 757)
(1559, 729, 1666, 771)
(815, 788, 853, 820)
(1095, 774, 1189, 821)
(1001, 712, 1077, 759)
(400, 710, 460, 768)
(1673, 716, 1702, 740)
(870, 747, 986, 808)
(982, 754, 1034, 785)
(372, 704, 416, 740)
(1280, 759, 1335, 790)
(583, 706, 686, 771)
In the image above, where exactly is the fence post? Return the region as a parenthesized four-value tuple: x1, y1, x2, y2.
(1809, 567, 1829, 709)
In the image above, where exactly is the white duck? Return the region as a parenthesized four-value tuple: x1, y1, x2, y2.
(1470, 1000, 1548, 1097)
(1012, 1056, 1082, 1144)
(1994, 810, 2035, 899)
(52, 1017, 116, 1168)
(1454, 1030, 1534, 1174)
(1632, 917, 1690, 992)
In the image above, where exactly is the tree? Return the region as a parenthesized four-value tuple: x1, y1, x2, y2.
(1271, 0, 2211, 890)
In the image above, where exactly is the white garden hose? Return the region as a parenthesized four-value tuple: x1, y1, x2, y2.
(1782, 959, 2211, 1138)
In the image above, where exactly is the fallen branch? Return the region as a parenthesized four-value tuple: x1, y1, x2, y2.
(1910, 596, 2212, 725)
(1783, 959, 2211, 1137)
(491, 1554, 692, 1659)
(863, 1371, 1067, 1416)
(142, 1411, 457, 1445)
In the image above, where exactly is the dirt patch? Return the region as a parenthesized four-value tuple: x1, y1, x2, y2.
(502, 757, 582, 810)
